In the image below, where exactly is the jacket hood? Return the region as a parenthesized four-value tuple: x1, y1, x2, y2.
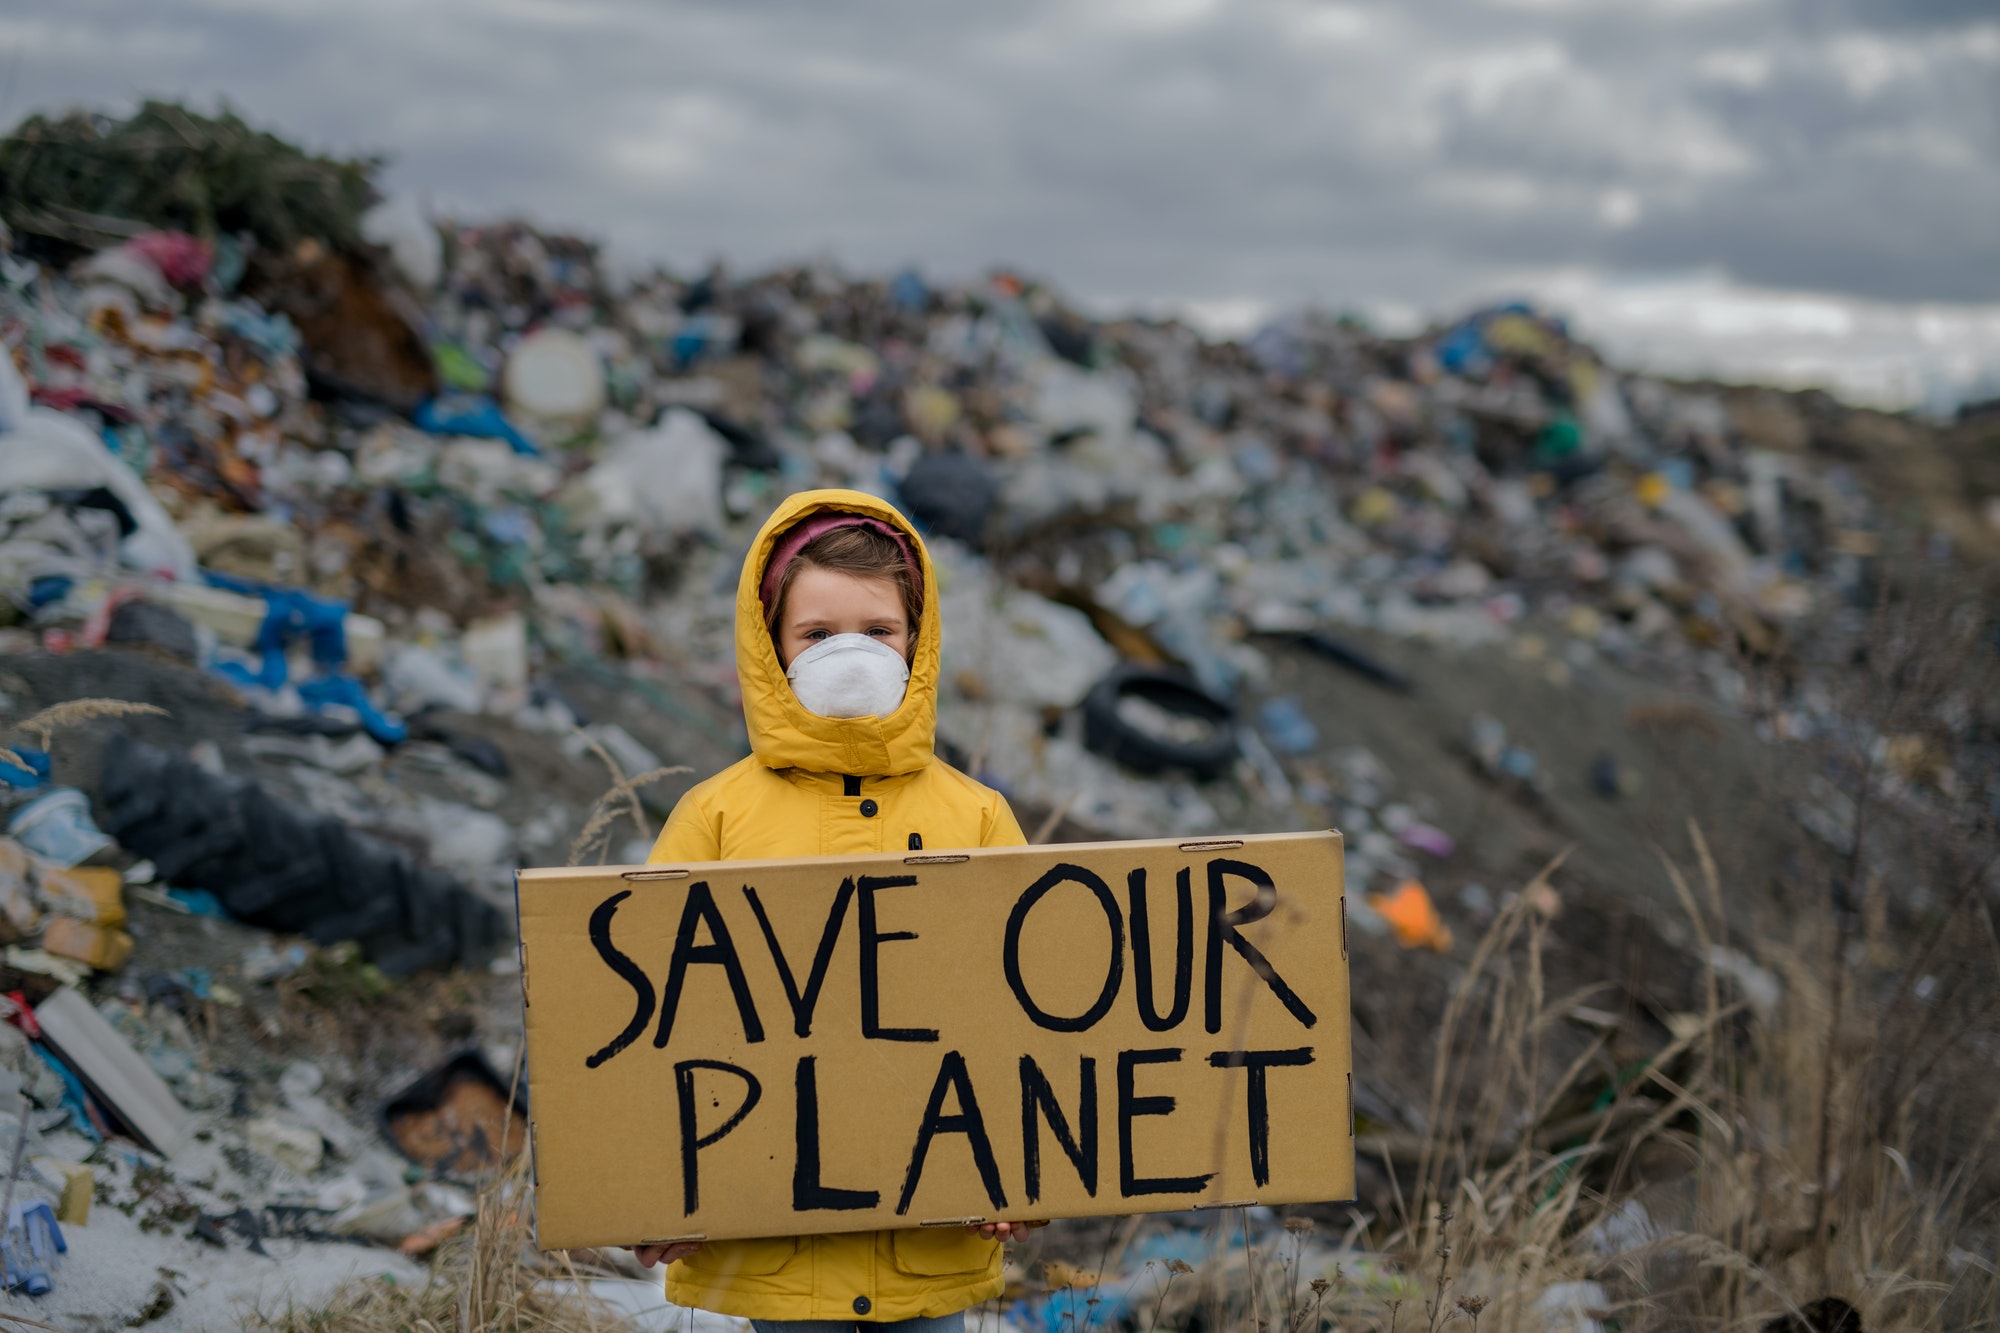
(735, 489, 940, 776)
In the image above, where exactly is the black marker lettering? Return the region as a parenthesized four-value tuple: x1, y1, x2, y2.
(674, 1060, 761, 1214)
(745, 878, 854, 1038)
(858, 874, 938, 1042)
(1204, 859, 1317, 1034)
(793, 1056, 880, 1211)
(1004, 864, 1126, 1032)
(1207, 1048, 1314, 1187)
(897, 1050, 1008, 1215)
(584, 890, 655, 1069)
(1128, 867, 1193, 1032)
(654, 881, 765, 1048)
(1020, 1055, 1098, 1203)
(1116, 1048, 1214, 1197)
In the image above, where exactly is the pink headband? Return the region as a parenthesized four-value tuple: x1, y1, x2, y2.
(758, 514, 923, 614)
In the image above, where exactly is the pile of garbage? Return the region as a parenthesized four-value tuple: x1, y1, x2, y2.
(0, 100, 1989, 1314)
(0, 174, 1937, 846)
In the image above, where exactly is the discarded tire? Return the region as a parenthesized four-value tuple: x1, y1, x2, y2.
(1081, 665, 1237, 780)
(98, 737, 504, 975)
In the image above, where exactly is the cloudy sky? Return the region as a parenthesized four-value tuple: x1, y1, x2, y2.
(8, 0, 2000, 405)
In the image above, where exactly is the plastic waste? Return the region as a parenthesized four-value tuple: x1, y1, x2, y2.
(1368, 881, 1453, 952)
(126, 231, 214, 288)
(580, 723, 662, 780)
(461, 612, 530, 693)
(202, 572, 353, 690)
(937, 567, 1117, 712)
(502, 327, 605, 427)
(100, 738, 505, 975)
(242, 942, 310, 983)
(0, 1201, 65, 1295)
(1256, 697, 1319, 755)
(167, 889, 226, 917)
(0, 356, 198, 581)
(1705, 945, 1781, 1019)
(76, 242, 178, 311)
(361, 194, 443, 290)
(564, 409, 728, 542)
(1468, 715, 1507, 773)
(9, 792, 112, 869)
(898, 452, 1000, 546)
(384, 644, 486, 715)
(419, 798, 514, 888)
(1535, 1281, 1610, 1333)
(292, 676, 410, 745)
(247, 1115, 324, 1174)
(0, 749, 50, 791)
(1397, 823, 1456, 859)
(412, 393, 541, 457)
(1031, 360, 1136, 444)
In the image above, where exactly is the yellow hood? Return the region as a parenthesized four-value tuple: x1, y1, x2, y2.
(735, 489, 940, 777)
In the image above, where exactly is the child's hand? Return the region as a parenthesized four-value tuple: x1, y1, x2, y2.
(974, 1221, 1042, 1240)
(630, 1241, 703, 1267)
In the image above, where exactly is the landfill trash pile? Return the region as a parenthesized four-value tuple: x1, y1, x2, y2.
(0, 101, 1995, 1326)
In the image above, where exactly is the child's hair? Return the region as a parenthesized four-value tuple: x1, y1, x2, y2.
(763, 524, 923, 641)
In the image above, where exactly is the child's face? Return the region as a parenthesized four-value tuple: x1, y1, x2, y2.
(775, 566, 912, 669)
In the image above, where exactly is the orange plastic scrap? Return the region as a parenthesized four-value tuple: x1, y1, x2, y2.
(397, 1215, 467, 1257)
(1368, 880, 1453, 952)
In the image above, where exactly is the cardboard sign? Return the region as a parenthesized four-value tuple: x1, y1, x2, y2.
(515, 831, 1351, 1250)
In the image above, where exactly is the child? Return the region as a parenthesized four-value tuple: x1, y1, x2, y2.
(634, 489, 1031, 1333)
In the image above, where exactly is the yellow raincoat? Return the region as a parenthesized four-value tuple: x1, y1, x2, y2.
(651, 489, 1024, 1322)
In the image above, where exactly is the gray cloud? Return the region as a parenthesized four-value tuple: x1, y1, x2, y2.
(5, 0, 1997, 310)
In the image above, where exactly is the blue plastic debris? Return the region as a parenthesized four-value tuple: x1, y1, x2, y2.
(1015, 1227, 1212, 1333)
(296, 673, 409, 745)
(0, 1201, 66, 1295)
(31, 1048, 101, 1145)
(0, 748, 50, 791)
(412, 393, 540, 456)
(209, 297, 295, 355)
(204, 572, 351, 691)
(889, 268, 929, 313)
(1256, 697, 1320, 756)
(671, 313, 740, 368)
(1432, 319, 1491, 376)
(198, 574, 408, 744)
(9, 790, 112, 868)
(26, 576, 70, 609)
(165, 888, 227, 918)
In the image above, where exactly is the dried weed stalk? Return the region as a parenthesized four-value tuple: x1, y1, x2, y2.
(12, 697, 168, 752)
(566, 759, 692, 867)
(245, 1156, 638, 1332)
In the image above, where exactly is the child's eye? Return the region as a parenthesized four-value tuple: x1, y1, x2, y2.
(806, 629, 829, 640)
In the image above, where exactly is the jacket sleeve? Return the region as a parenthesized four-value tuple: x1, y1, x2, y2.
(981, 791, 1028, 847)
(648, 790, 720, 862)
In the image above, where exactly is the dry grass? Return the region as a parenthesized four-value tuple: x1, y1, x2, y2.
(11, 697, 168, 751)
(273, 830, 2000, 1332)
(1103, 825, 2000, 1333)
(2, 695, 170, 769)
(565, 762, 692, 866)
(244, 1157, 645, 1333)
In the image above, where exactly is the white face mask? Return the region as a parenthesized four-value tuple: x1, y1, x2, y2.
(785, 633, 911, 719)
